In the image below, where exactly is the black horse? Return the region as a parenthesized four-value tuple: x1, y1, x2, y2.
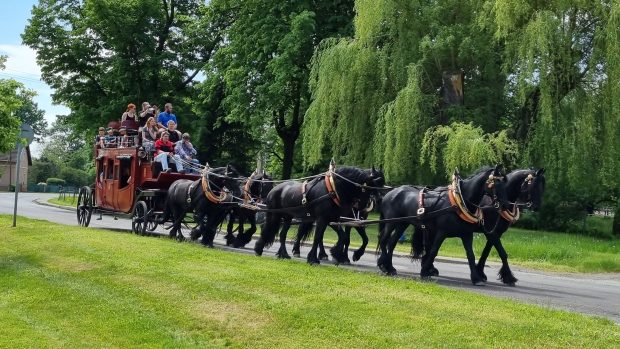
(254, 166, 375, 265)
(378, 165, 509, 285)
(473, 168, 546, 285)
(224, 171, 274, 247)
(291, 168, 386, 264)
(160, 165, 241, 247)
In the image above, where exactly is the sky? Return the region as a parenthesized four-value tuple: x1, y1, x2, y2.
(1, 0, 70, 156)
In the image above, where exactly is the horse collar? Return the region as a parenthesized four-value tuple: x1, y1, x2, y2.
(448, 180, 482, 225)
(325, 171, 341, 207)
(201, 172, 227, 204)
(243, 178, 252, 204)
(500, 203, 520, 223)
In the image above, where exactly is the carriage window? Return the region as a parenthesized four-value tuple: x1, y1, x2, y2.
(107, 159, 114, 179)
(97, 159, 104, 183)
(119, 158, 132, 188)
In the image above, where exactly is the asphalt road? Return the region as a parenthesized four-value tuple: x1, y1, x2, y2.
(2, 192, 619, 323)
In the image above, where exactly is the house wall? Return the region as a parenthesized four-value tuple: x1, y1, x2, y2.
(0, 149, 29, 191)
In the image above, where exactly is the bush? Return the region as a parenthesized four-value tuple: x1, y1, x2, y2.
(59, 167, 90, 187)
(46, 178, 66, 186)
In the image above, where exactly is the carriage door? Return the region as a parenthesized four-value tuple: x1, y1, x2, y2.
(116, 156, 134, 213)
(104, 158, 116, 209)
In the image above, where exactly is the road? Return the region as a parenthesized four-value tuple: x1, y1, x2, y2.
(2, 192, 619, 323)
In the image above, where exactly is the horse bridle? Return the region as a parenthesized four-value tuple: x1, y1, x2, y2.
(518, 173, 537, 208)
(243, 172, 266, 204)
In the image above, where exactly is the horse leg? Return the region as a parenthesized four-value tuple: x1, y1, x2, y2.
(377, 223, 395, 273)
(384, 223, 408, 276)
(418, 226, 439, 276)
(329, 226, 348, 264)
(292, 223, 311, 257)
(461, 233, 484, 286)
(420, 230, 446, 280)
(276, 218, 292, 259)
(307, 220, 328, 265)
(234, 213, 256, 248)
(485, 233, 517, 285)
(254, 213, 281, 256)
(352, 226, 367, 262)
(318, 236, 330, 261)
(225, 211, 236, 246)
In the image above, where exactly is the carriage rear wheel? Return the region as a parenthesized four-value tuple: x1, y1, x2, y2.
(76, 186, 93, 227)
(131, 201, 149, 235)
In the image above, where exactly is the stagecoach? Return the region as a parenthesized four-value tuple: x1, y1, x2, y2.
(76, 143, 200, 235)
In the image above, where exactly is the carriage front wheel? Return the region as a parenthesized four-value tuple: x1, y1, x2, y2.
(131, 201, 149, 235)
(76, 186, 93, 227)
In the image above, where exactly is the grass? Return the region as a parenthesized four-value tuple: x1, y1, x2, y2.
(313, 213, 620, 273)
(1, 215, 619, 348)
(48, 196, 77, 207)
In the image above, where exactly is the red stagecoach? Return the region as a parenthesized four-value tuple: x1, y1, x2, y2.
(76, 136, 200, 235)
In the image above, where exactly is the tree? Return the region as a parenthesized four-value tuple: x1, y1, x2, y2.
(200, 0, 355, 178)
(0, 56, 24, 153)
(303, 0, 509, 183)
(14, 89, 48, 142)
(22, 0, 218, 135)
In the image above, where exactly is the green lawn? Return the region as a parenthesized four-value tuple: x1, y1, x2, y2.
(1, 215, 619, 348)
(48, 196, 77, 207)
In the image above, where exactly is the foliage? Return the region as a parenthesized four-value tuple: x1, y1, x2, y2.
(22, 0, 215, 136)
(1, 215, 619, 348)
(198, 0, 355, 178)
(28, 160, 58, 186)
(0, 56, 24, 153)
(14, 89, 48, 142)
(46, 178, 66, 186)
(420, 122, 518, 178)
(303, 0, 509, 184)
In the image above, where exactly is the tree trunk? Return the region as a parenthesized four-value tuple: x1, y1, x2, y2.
(281, 135, 295, 180)
(613, 201, 620, 236)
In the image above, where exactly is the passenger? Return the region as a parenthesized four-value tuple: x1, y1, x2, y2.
(138, 102, 151, 128)
(157, 103, 177, 130)
(154, 132, 184, 174)
(118, 127, 134, 148)
(95, 127, 106, 148)
(142, 116, 158, 152)
(121, 103, 137, 123)
(103, 128, 117, 148)
(167, 120, 182, 143)
(175, 133, 200, 173)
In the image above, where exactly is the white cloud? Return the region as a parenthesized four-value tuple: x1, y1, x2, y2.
(0, 44, 41, 77)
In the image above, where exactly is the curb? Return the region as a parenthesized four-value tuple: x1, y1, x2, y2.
(36, 198, 76, 212)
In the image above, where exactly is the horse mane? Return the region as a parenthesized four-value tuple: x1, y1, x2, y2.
(335, 166, 370, 184)
(463, 166, 494, 180)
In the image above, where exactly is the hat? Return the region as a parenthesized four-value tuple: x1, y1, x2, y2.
(107, 127, 114, 132)
(98, 127, 105, 131)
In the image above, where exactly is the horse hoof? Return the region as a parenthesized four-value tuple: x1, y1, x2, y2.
(352, 252, 363, 262)
(307, 258, 321, 265)
(277, 253, 291, 260)
(472, 280, 486, 286)
(292, 252, 301, 258)
(319, 254, 329, 261)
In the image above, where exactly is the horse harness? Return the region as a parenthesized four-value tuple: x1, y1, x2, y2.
(302, 172, 342, 208)
(200, 171, 230, 204)
(498, 172, 536, 224)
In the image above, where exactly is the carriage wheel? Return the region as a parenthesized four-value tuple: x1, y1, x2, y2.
(131, 201, 148, 235)
(76, 186, 93, 227)
(146, 219, 158, 233)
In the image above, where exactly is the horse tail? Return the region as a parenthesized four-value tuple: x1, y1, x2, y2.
(411, 225, 424, 260)
(259, 213, 280, 249)
(375, 213, 385, 253)
(297, 224, 314, 244)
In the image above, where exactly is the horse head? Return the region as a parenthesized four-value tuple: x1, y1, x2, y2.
(247, 172, 273, 203)
(332, 166, 374, 208)
(519, 168, 545, 211)
(223, 164, 242, 198)
(460, 164, 510, 210)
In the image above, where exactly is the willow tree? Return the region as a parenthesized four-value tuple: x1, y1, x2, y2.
(484, 0, 620, 229)
(303, 0, 509, 183)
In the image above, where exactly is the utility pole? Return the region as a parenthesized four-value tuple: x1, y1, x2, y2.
(12, 123, 34, 227)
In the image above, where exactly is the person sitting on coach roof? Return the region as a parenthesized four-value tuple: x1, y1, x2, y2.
(95, 126, 106, 148)
(142, 116, 158, 152)
(167, 120, 182, 143)
(157, 103, 177, 130)
(154, 131, 185, 174)
(175, 133, 200, 173)
(103, 127, 117, 148)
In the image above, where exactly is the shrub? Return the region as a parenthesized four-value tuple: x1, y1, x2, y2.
(46, 177, 66, 186)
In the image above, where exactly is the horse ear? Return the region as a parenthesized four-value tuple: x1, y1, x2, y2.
(536, 168, 545, 176)
(494, 164, 503, 175)
(372, 165, 376, 172)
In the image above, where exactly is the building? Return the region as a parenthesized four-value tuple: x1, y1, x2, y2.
(0, 146, 32, 191)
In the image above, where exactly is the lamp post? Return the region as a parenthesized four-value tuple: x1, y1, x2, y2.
(12, 123, 34, 227)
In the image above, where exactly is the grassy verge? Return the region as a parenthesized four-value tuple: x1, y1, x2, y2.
(1, 215, 619, 348)
(48, 196, 77, 207)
